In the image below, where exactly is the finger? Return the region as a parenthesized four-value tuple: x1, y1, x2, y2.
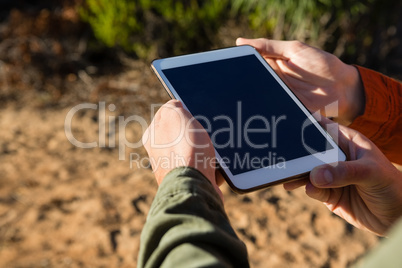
(283, 178, 309, 191)
(157, 100, 191, 134)
(142, 112, 158, 151)
(312, 118, 353, 157)
(215, 169, 226, 186)
(166, 99, 183, 107)
(214, 184, 224, 202)
(236, 38, 299, 60)
(324, 124, 377, 162)
(143, 100, 188, 150)
(305, 182, 331, 202)
(275, 58, 305, 80)
(159, 99, 184, 118)
(310, 161, 373, 188)
(302, 113, 349, 158)
(141, 126, 150, 149)
(266, 58, 292, 85)
(150, 99, 183, 126)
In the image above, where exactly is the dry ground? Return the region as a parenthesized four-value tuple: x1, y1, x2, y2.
(0, 4, 380, 268)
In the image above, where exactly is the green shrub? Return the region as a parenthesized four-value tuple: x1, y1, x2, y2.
(231, 0, 401, 71)
(231, 0, 370, 47)
(80, 0, 230, 59)
(79, 0, 401, 76)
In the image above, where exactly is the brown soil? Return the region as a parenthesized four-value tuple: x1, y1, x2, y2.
(0, 4, 379, 268)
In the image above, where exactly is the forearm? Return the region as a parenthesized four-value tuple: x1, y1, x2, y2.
(338, 64, 365, 126)
(137, 167, 249, 268)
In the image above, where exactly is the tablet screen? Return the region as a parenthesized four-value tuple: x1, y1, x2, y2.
(162, 55, 333, 175)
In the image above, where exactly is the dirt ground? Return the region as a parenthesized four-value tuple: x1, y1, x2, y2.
(0, 4, 380, 268)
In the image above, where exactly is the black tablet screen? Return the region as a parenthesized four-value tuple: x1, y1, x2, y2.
(162, 55, 332, 175)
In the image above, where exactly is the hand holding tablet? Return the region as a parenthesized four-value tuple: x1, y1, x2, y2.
(150, 45, 346, 193)
(236, 38, 365, 126)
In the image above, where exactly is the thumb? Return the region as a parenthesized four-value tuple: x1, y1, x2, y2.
(236, 38, 292, 60)
(310, 161, 372, 188)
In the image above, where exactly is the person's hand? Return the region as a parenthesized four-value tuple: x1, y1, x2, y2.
(236, 38, 365, 126)
(284, 122, 402, 236)
(142, 100, 223, 199)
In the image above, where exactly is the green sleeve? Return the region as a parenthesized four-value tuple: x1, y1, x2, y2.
(356, 218, 402, 268)
(137, 167, 249, 268)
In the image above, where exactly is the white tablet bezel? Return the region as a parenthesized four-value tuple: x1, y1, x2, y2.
(151, 45, 346, 193)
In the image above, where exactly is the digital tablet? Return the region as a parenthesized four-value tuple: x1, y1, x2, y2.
(151, 45, 346, 193)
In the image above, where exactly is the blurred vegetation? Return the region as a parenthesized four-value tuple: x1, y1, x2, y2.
(79, 0, 230, 59)
(79, 0, 401, 76)
(232, 0, 401, 76)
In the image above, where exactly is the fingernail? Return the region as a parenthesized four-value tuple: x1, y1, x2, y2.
(167, 99, 182, 106)
(311, 168, 333, 186)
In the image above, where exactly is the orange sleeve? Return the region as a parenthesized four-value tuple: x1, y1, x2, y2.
(349, 66, 402, 165)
